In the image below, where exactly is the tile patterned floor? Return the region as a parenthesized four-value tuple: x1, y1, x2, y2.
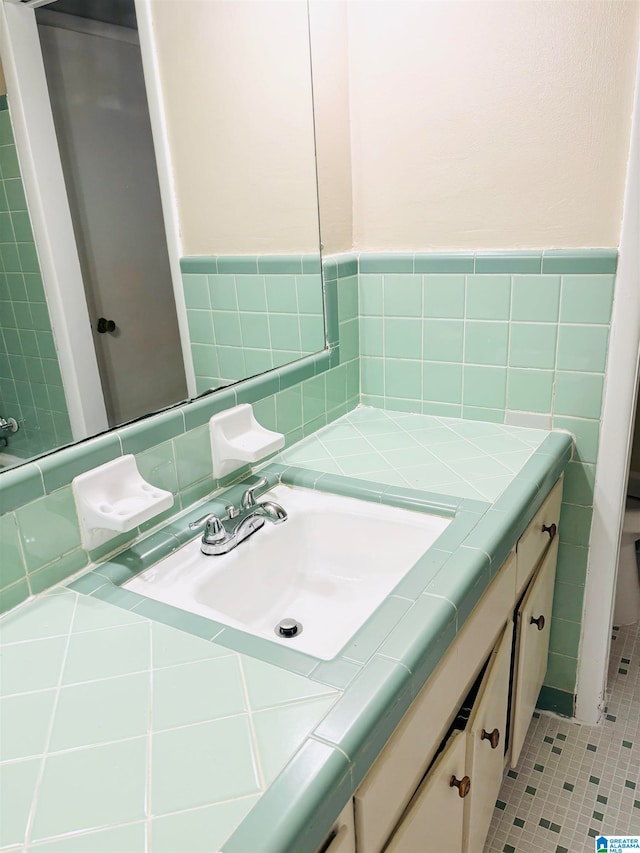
(485, 620, 640, 853)
(279, 406, 547, 502)
(0, 588, 338, 851)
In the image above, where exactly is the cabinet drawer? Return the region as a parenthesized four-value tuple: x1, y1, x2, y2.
(354, 553, 516, 853)
(386, 731, 466, 853)
(464, 622, 513, 853)
(511, 536, 559, 767)
(515, 477, 562, 594)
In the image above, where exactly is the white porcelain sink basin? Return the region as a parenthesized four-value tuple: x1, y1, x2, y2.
(125, 484, 451, 659)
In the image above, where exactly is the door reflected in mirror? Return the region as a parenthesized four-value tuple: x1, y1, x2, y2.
(0, 0, 325, 472)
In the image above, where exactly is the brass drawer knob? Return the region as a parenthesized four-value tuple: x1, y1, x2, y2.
(450, 775, 471, 798)
(530, 614, 545, 631)
(481, 728, 500, 749)
(542, 522, 557, 541)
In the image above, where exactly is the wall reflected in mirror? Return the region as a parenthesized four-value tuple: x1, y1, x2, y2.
(0, 0, 325, 472)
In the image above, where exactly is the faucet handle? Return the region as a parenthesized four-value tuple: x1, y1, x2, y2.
(189, 512, 226, 543)
(241, 477, 269, 509)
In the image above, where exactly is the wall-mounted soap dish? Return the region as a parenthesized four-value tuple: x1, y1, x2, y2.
(210, 403, 285, 479)
(72, 455, 174, 550)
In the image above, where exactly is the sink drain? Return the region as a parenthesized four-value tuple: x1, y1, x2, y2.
(275, 618, 303, 639)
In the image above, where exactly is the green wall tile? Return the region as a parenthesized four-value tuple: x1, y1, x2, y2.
(414, 253, 474, 273)
(554, 372, 604, 419)
(265, 275, 298, 313)
(136, 442, 178, 496)
(542, 249, 617, 275)
(423, 274, 465, 318)
(512, 275, 561, 322)
(0, 579, 29, 614)
(423, 319, 464, 362)
(545, 651, 578, 693)
(552, 579, 586, 623)
(466, 275, 511, 320)
(509, 323, 557, 369)
(475, 252, 542, 274)
(359, 253, 413, 273)
(383, 274, 422, 316)
(423, 362, 462, 404)
(549, 617, 582, 658)
(465, 321, 509, 365)
(173, 425, 212, 491)
(361, 356, 385, 397)
(359, 317, 383, 356)
(384, 318, 422, 359)
(506, 368, 554, 413)
(562, 461, 595, 506)
(556, 325, 609, 373)
(183, 274, 211, 309)
(29, 550, 88, 594)
(180, 256, 218, 274)
(463, 365, 507, 408)
(555, 542, 589, 585)
(385, 359, 422, 400)
(0, 511, 27, 589)
(560, 275, 615, 323)
(15, 487, 80, 572)
(552, 416, 599, 464)
(208, 274, 238, 310)
(217, 256, 258, 275)
(559, 503, 594, 547)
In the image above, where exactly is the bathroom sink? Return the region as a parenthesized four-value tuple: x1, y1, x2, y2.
(125, 484, 451, 659)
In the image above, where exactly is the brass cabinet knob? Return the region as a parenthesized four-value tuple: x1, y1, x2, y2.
(481, 728, 500, 749)
(542, 522, 557, 540)
(450, 775, 471, 798)
(530, 614, 545, 631)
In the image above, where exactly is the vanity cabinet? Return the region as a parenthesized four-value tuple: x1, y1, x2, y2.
(510, 536, 559, 766)
(386, 621, 513, 853)
(348, 476, 564, 853)
(317, 803, 357, 853)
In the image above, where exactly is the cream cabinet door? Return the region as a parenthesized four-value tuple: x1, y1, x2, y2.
(511, 536, 559, 767)
(464, 622, 513, 852)
(386, 731, 466, 853)
(317, 802, 356, 853)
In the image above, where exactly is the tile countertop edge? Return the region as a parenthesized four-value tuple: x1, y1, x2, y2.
(222, 431, 573, 853)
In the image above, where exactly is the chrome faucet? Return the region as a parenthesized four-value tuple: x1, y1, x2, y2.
(189, 477, 287, 555)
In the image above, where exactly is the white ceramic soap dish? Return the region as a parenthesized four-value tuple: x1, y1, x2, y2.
(210, 403, 285, 479)
(72, 455, 174, 550)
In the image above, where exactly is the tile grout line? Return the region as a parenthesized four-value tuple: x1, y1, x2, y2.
(236, 656, 267, 793)
(145, 616, 154, 852)
(23, 593, 79, 850)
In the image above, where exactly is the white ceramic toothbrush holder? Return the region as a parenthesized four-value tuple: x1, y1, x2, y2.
(210, 403, 284, 479)
(72, 454, 174, 550)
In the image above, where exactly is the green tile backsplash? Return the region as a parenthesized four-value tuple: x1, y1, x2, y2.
(180, 257, 325, 393)
(0, 101, 72, 463)
(357, 251, 616, 702)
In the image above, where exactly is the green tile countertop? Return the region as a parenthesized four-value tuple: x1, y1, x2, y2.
(0, 407, 573, 852)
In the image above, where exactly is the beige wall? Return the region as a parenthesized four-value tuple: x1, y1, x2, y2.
(309, 1, 353, 254)
(150, 0, 320, 256)
(346, 0, 640, 251)
(0, 57, 6, 96)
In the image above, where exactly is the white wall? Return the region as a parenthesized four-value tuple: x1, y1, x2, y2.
(149, 0, 320, 257)
(346, 0, 640, 250)
(576, 35, 640, 724)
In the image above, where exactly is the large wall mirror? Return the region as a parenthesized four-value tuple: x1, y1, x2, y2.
(0, 0, 325, 472)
